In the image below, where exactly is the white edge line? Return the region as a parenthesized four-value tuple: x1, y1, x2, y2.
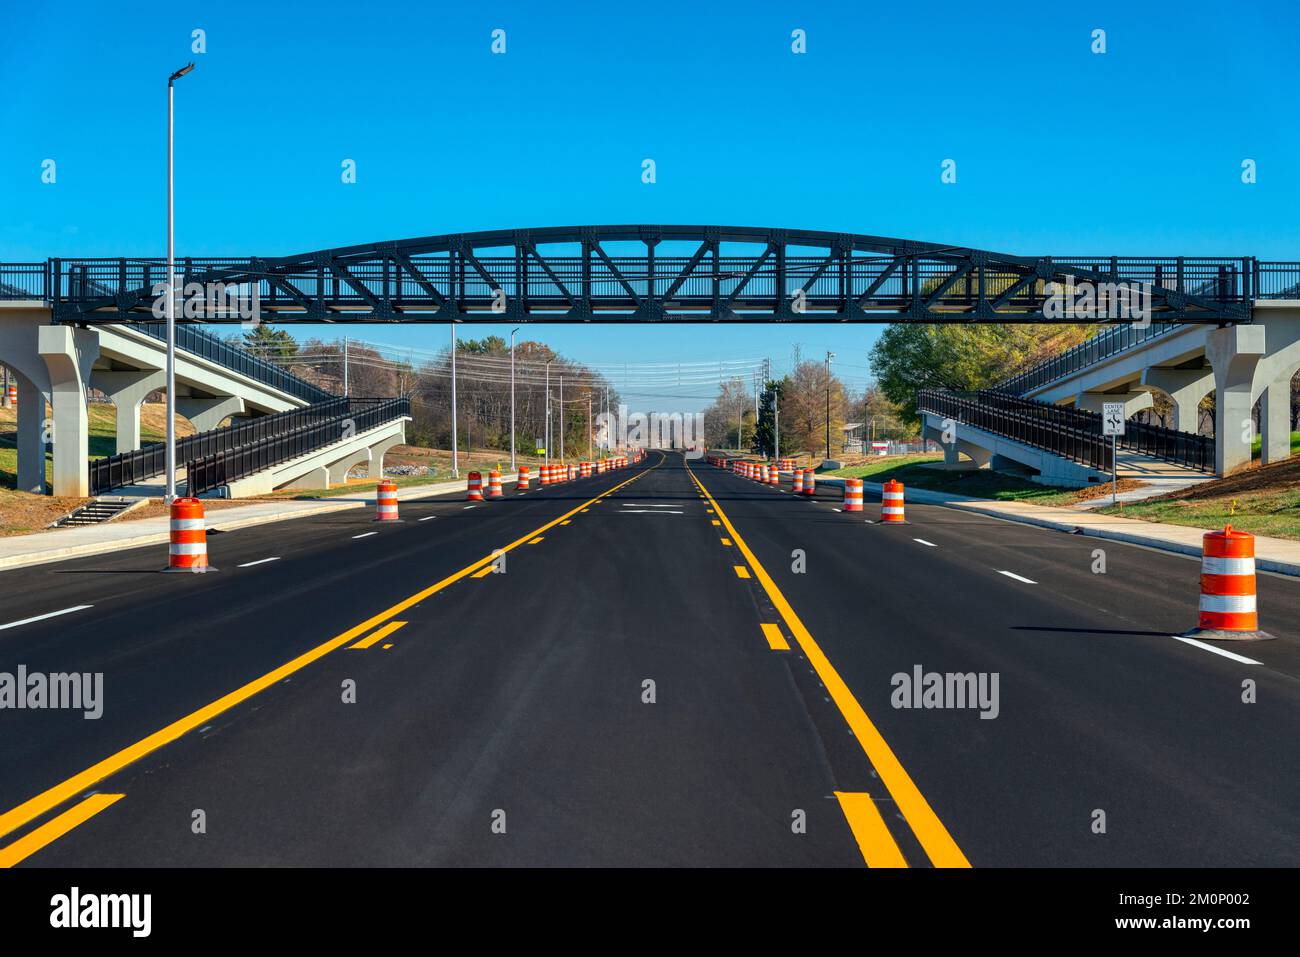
(0, 604, 94, 632)
(1172, 635, 1262, 665)
(236, 557, 281, 568)
(997, 570, 1038, 584)
(351, 532, 378, 539)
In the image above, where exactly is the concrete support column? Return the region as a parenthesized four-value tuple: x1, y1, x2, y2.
(38, 325, 100, 497)
(15, 376, 48, 494)
(1259, 375, 1294, 466)
(1140, 368, 1214, 434)
(176, 395, 246, 434)
(1206, 325, 1266, 477)
(93, 369, 166, 455)
(367, 432, 406, 479)
(1076, 391, 1154, 418)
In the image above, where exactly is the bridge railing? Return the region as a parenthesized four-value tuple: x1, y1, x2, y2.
(0, 263, 48, 299)
(995, 322, 1183, 396)
(186, 397, 411, 496)
(88, 396, 367, 495)
(972, 391, 1214, 472)
(917, 389, 1114, 472)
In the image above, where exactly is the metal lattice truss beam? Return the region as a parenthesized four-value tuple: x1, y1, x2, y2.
(52, 226, 1254, 324)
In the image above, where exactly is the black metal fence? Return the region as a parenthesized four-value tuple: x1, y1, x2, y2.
(917, 389, 1114, 472)
(130, 322, 333, 404)
(88, 396, 373, 495)
(995, 323, 1182, 396)
(953, 390, 1215, 472)
(186, 397, 411, 496)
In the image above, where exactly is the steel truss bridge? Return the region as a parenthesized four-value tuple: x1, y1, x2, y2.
(3, 226, 1296, 325)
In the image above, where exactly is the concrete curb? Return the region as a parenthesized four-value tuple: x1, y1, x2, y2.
(0, 473, 520, 573)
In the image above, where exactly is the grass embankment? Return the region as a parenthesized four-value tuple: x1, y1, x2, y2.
(1096, 455, 1300, 542)
(1252, 431, 1300, 459)
(825, 453, 1143, 508)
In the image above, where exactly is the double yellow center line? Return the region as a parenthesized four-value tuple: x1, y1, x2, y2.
(686, 460, 970, 869)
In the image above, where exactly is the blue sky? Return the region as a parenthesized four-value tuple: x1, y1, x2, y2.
(2, 0, 1296, 410)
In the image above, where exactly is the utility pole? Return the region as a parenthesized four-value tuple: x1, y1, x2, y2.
(509, 327, 518, 470)
(587, 395, 592, 459)
(450, 323, 459, 478)
(342, 336, 349, 397)
(544, 361, 552, 466)
(824, 351, 835, 460)
(774, 386, 780, 462)
(559, 375, 564, 463)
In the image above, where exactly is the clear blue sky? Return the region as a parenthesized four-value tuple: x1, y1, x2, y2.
(2, 0, 1296, 410)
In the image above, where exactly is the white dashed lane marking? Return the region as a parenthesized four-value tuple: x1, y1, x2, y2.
(352, 532, 378, 540)
(0, 605, 94, 632)
(237, 557, 281, 568)
(997, 570, 1037, 584)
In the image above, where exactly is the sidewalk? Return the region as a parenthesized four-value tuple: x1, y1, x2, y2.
(0, 474, 508, 572)
(804, 473, 1300, 578)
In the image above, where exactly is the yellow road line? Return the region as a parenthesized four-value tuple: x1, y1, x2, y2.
(528, 537, 544, 544)
(720, 537, 732, 546)
(560, 519, 571, 525)
(0, 455, 662, 845)
(733, 565, 751, 579)
(834, 792, 909, 868)
(711, 519, 720, 526)
(471, 565, 495, 578)
(759, 623, 789, 650)
(687, 461, 970, 869)
(0, 793, 124, 868)
(350, 620, 407, 650)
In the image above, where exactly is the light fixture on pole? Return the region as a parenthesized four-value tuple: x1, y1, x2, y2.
(164, 62, 194, 504)
(509, 327, 519, 470)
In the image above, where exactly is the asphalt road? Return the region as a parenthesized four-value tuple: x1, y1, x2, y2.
(1, 450, 1298, 866)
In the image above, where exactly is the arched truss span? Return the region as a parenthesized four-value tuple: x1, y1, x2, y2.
(52, 225, 1254, 324)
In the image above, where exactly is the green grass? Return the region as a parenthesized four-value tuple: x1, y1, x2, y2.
(827, 455, 1083, 507)
(1097, 490, 1300, 542)
(1251, 430, 1300, 459)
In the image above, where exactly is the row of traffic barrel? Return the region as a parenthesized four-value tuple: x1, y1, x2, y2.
(711, 455, 1272, 640)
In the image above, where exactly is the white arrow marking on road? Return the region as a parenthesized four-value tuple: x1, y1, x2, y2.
(237, 557, 281, 568)
(0, 605, 93, 632)
(998, 570, 1037, 584)
(1172, 636, 1262, 665)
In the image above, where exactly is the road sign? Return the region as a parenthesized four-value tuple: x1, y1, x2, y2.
(535, 439, 545, 454)
(1102, 403, 1126, 436)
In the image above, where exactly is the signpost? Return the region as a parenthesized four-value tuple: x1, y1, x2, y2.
(1102, 402, 1125, 505)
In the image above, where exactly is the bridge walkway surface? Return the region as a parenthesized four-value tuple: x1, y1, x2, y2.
(0, 453, 1298, 866)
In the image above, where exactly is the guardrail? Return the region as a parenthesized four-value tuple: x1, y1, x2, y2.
(995, 322, 1183, 395)
(917, 389, 1114, 472)
(973, 391, 1214, 471)
(88, 396, 371, 495)
(186, 397, 411, 496)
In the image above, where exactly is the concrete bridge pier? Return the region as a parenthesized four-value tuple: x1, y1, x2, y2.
(38, 325, 99, 497)
(176, 395, 246, 433)
(1139, 368, 1213, 434)
(1206, 325, 1265, 476)
(1076, 391, 1154, 418)
(95, 370, 167, 455)
(14, 375, 48, 493)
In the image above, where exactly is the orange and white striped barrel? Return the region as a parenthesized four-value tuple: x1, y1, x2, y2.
(792, 469, 804, 494)
(1195, 525, 1263, 636)
(374, 479, 400, 521)
(487, 469, 503, 499)
(467, 471, 484, 501)
(5, 384, 15, 406)
(801, 469, 816, 496)
(517, 465, 530, 490)
(881, 479, 905, 523)
(167, 497, 209, 570)
(567, 464, 576, 481)
(540, 464, 552, 485)
(768, 465, 779, 486)
(580, 461, 592, 478)
(778, 458, 793, 471)
(843, 478, 864, 511)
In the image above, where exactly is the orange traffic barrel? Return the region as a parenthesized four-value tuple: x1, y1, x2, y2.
(792, 469, 804, 494)
(1186, 525, 1273, 640)
(487, 469, 503, 499)
(6, 384, 15, 406)
(166, 497, 210, 571)
(517, 465, 530, 490)
(540, 464, 551, 485)
(843, 478, 864, 511)
(801, 468, 816, 496)
(374, 478, 400, 521)
(768, 465, 779, 486)
(467, 471, 484, 501)
(566, 464, 575, 481)
(581, 461, 592, 478)
(881, 479, 905, 523)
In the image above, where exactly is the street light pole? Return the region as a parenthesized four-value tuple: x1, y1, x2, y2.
(450, 323, 459, 478)
(587, 395, 592, 460)
(544, 361, 552, 467)
(164, 62, 194, 504)
(509, 327, 518, 470)
(774, 386, 780, 461)
(559, 374, 564, 463)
